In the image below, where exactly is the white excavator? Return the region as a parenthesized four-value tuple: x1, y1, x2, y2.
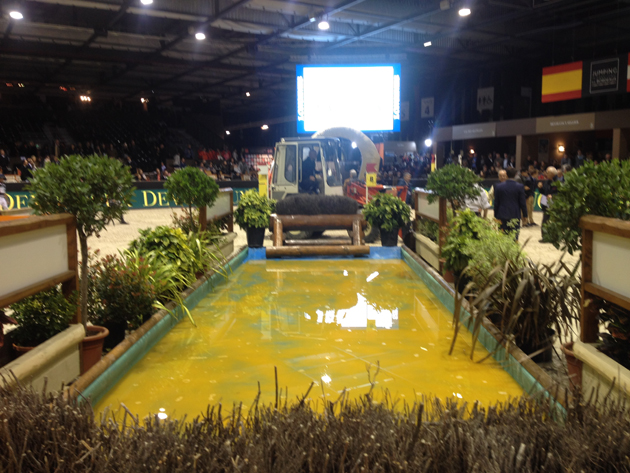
(268, 127, 407, 241)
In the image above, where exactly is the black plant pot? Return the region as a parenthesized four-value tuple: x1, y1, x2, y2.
(380, 228, 400, 247)
(246, 226, 266, 248)
(103, 321, 127, 351)
(519, 329, 556, 363)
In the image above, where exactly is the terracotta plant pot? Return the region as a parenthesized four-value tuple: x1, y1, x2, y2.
(561, 341, 582, 390)
(12, 344, 34, 357)
(81, 325, 109, 374)
(443, 269, 455, 283)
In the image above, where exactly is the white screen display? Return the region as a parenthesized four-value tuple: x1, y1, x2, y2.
(297, 64, 401, 133)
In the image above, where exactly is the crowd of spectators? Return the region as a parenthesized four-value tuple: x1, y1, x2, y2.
(376, 152, 434, 185)
(0, 141, 261, 183)
(445, 149, 614, 179)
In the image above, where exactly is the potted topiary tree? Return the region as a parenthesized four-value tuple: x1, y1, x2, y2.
(164, 167, 220, 233)
(234, 189, 276, 248)
(10, 286, 78, 355)
(27, 155, 134, 368)
(362, 193, 411, 247)
(425, 164, 481, 212)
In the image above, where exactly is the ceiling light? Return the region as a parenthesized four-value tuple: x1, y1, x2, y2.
(18, 83, 24, 88)
(309, 16, 316, 23)
(140, 98, 148, 103)
(318, 20, 330, 30)
(424, 41, 432, 47)
(261, 124, 269, 130)
(140, 0, 153, 4)
(469, 149, 475, 154)
(245, 91, 251, 97)
(424, 138, 433, 147)
(458, 7, 471, 16)
(9, 11, 24, 20)
(195, 32, 206, 40)
(558, 145, 565, 153)
(351, 141, 357, 149)
(225, 130, 231, 135)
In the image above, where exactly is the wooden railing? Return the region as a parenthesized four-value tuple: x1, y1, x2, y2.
(199, 188, 234, 233)
(413, 189, 447, 267)
(580, 215, 630, 343)
(0, 214, 78, 323)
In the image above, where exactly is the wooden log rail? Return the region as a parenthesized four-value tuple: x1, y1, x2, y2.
(267, 213, 369, 258)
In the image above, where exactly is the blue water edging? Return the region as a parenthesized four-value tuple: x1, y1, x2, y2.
(247, 246, 401, 261)
(82, 248, 249, 407)
(401, 250, 566, 416)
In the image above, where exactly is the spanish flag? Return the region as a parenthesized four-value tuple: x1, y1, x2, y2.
(541, 61, 583, 103)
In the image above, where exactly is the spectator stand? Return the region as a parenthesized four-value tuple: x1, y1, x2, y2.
(572, 216, 630, 404)
(413, 189, 447, 272)
(0, 214, 84, 391)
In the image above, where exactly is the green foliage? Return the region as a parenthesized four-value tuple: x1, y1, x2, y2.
(362, 193, 411, 232)
(10, 287, 76, 347)
(165, 167, 220, 231)
(452, 257, 581, 361)
(417, 209, 453, 242)
(171, 208, 202, 234)
(27, 154, 135, 239)
(129, 226, 199, 278)
(546, 160, 630, 254)
(425, 165, 481, 210)
(89, 254, 156, 330)
(234, 190, 276, 229)
(442, 210, 524, 283)
(26, 154, 135, 326)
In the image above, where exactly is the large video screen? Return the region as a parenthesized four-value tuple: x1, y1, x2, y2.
(296, 64, 401, 133)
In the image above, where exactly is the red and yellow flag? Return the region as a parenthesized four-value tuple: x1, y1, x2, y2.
(542, 61, 583, 103)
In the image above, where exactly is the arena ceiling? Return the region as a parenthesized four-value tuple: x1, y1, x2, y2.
(1, 0, 629, 114)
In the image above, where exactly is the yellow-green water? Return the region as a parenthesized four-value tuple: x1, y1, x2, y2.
(95, 260, 523, 420)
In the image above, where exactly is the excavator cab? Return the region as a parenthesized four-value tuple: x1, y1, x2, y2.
(270, 138, 344, 201)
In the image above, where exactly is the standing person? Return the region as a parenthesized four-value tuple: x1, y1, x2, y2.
(520, 168, 536, 227)
(397, 172, 413, 205)
(0, 174, 8, 210)
(575, 149, 585, 168)
(493, 167, 527, 241)
(537, 166, 559, 243)
(465, 184, 491, 219)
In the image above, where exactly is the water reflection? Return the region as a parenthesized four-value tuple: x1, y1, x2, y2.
(308, 293, 398, 329)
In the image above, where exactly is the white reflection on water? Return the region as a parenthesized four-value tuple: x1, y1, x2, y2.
(307, 294, 398, 329)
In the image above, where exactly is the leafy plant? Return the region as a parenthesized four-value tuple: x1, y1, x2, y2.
(89, 254, 156, 330)
(362, 193, 411, 232)
(452, 257, 581, 362)
(171, 208, 201, 234)
(164, 167, 220, 232)
(546, 159, 630, 254)
(425, 164, 481, 211)
(416, 218, 439, 242)
(234, 190, 276, 229)
(129, 226, 199, 278)
(27, 155, 135, 326)
(441, 210, 485, 274)
(10, 286, 76, 347)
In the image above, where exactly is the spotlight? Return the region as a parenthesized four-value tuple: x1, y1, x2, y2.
(424, 138, 433, 147)
(458, 7, 471, 16)
(261, 124, 269, 130)
(140, 98, 148, 103)
(469, 149, 475, 154)
(245, 91, 251, 97)
(225, 130, 231, 135)
(9, 11, 24, 20)
(424, 41, 432, 47)
(80, 95, 92, 102)
(318, 20, 330, 30)
(309, 16, 316, 23)
(195, 32, 206, 40)
(558, 145, 565, 153)
(140, 0, 153, 4)
(351, 141, 357, 149)
(17, 83, 24, 88)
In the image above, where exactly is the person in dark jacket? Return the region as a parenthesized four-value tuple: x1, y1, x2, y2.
(494, 167, 527, 240)
(537, 166, 559, 243)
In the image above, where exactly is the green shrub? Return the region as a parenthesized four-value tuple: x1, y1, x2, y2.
(426, 165, 481, 211)
(90, 254, 156, 330)
(363, 193, 411, 231)
(546, 159, 630, 254)
(129, 226, 199, 278)
(10, 287, 76, 347)
(165, 167, 220, 232)
(234, 190, 275, 229)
